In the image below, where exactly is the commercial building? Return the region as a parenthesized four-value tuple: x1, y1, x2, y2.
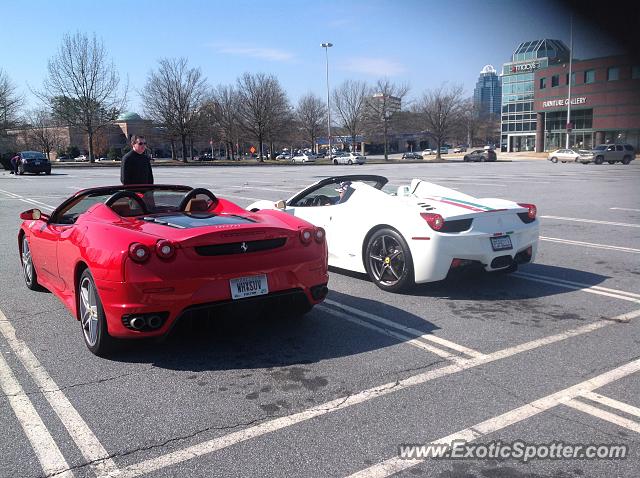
(473, 65, 501, 120)
(500, 39, 570, 152)
(533, 55, 640, 152)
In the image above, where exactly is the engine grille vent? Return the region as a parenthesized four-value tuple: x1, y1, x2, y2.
(195, 237, 287, 256)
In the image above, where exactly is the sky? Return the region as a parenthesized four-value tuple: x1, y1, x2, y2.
(0, 0, 626, 116)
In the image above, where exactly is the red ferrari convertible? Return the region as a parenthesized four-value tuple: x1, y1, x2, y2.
(18, 185, 328, 356)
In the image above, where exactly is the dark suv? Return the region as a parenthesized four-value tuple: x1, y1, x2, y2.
(463, 149, 497, 162)
(580, 144, 635, 165)
(18, 151, 52, 175)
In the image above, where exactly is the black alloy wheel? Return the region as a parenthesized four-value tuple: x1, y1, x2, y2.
(364, 228, 414, 292)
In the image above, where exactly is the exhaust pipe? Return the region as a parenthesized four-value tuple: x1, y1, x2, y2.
(129, 316, 146, 330)
(147, 315, 163, 329)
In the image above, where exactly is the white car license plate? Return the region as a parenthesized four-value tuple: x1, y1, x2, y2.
(230, 274, 268, 300)
(490, 235, 513, 251)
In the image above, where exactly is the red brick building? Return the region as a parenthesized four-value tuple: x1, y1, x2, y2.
(534, 55, 640, 152)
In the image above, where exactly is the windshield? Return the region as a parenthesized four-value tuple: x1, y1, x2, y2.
(22, 152, 46, 160)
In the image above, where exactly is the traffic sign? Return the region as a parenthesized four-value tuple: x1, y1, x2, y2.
(249, 146, 256, 154)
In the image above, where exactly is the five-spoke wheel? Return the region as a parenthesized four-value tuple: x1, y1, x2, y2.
(78, 269, 113, 356)
(364, 228, 414, 292)
(21, 236, 40, 290)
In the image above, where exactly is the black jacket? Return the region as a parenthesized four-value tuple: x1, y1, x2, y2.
(120, 151, 154, 185)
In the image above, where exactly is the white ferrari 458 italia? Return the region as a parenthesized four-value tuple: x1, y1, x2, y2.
(247, 175, 539, 292)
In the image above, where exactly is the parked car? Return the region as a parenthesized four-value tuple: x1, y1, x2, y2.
(333, 152, 366, 165)
(17, 151, 52, 175)
(74, 155, 88, 162)
(401, 152, 422, 160)
(247, 174, 538, 292)
(421, 149, 435, 157)
(579, 144, 635, 165)
(18, 185, 329, 356)
(452, 146, 467, 153)
(439, 147, 450, 154)
(57, 155, 71, 161)
(276, 153, 291, 160)
(96, 157, 109, 162)
(291, 153, 316, 163)
(463, 149, 497, 162)
(547, 149, 581, 163)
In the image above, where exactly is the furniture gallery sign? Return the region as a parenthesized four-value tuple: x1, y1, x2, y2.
(542, 97, 587, 108)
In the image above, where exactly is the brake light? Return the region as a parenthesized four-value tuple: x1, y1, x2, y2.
(421, 213, 445, 231)
(299, 228, 313, 244)
(128, 243, 150, 263)
(518, 203, 537, 220)
(314, 227, 325, 243)
(155, 240, 176, 259)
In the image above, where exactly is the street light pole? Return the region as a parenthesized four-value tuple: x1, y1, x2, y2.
(321, 42, 333, 158)
(566, 15, 573, 149)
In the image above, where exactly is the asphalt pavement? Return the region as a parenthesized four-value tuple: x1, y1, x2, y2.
(0, 160, 639, 478)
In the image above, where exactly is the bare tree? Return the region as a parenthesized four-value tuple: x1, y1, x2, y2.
(417, 84, 465, 159)
(0, 69, 24, 130)
(207, 85, 242, 159)
(36, 32, 126, 162)
(295, 93, 326, 154)
(141, 57, 207, 162)
(236, 73, 290, 161)
(332, 80, 368, 153)
(365, 79, 409, 160)
(24, 108, 64, 159)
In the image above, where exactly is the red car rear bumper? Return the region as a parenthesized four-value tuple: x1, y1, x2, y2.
(95, 258, 328, 339)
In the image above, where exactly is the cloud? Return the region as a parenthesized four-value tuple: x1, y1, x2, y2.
(341, 57, 407, 76)
(209, 43, 294, 62)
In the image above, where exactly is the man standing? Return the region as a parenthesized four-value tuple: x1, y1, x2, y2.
(120, 135, 154, 185)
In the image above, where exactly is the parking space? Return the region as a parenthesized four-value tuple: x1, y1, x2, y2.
(0, 161, 639, 477)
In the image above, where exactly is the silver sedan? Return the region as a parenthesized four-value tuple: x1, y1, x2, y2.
(547, 149, 581, 163)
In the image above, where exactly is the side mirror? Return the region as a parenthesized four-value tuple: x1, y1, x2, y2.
(275, 200, 286, 209)
(20, 208, 44, 221)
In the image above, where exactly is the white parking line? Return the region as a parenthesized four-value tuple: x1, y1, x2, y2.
(513, 272, 640, 304)
(323, 299, 484, 359)
(610, 207, 640, 212)
(345, 356, 640, 478)
(106, 312, 635, 478)
(564, 399, 640, 434)
(0, 310, 119, 476)
(540, 236, 640, 253)
(0, 352, 74, 478)
(541, 215, 640, 228)
(0, 189, 57, 211)
(581, 391, 640, 418)
(320, 307, 470, 364)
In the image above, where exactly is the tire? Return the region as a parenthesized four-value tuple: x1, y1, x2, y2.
(551, 156, 558, 163)
(348, 159, 353, 165)
(21, 236, 41, 290)
(594, 156, 604, 165)
(463, 156, 469, 162)
(480, 156, 485, 162)
(333, 159, 338, 165)
(18, 166, 24, 175)
(622, 155, 631, 165)
(78, 269, 114, 356)
(607, 160, 615, 165)
(364, 228, 414, 292)
(574, 157, 580, 162)
(45, 170, 51, 175)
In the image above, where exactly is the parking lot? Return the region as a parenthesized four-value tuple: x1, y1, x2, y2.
(1, 160, 639, 477)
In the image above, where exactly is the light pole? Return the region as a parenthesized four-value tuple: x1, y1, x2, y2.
(566, 15, 573, 149)
(321, 42, 333, 158)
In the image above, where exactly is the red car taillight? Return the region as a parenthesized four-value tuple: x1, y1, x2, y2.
(421, 213, 445, 231)
(518, 203, 537, 220)
(155, 240, 176, 259)
(299, 228, 313, 244)
(128, 243, 151, 263)
(314, 227, 325, 243)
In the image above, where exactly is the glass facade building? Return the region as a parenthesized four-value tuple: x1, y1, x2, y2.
(473, 65, 502, 120)
(501, 39, 569, 152)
